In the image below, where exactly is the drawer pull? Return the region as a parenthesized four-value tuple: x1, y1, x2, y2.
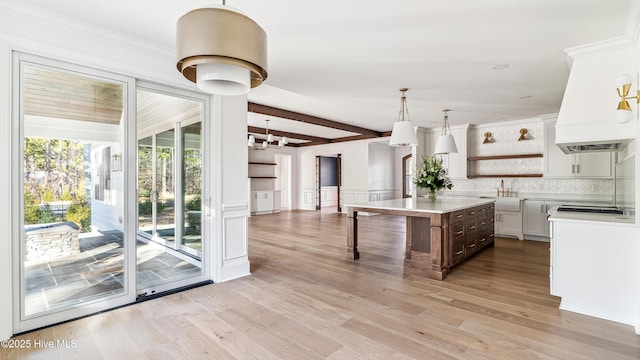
(469, 225, 476, 230)
(455, 250, 463, 255)
(481, 221, 486, 225)
(456, 230, 464, 235)
(469, 211, 476, 215)
(480, 238, 486, 242)
(469, 244, 476, 248)
(489, 233, 494, 237)
(456, 214, 464, 218)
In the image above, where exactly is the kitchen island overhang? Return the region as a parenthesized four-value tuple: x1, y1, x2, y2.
(346, 197, 496, 280)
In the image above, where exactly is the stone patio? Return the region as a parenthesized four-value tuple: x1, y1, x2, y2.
(24, 230, 202, 316)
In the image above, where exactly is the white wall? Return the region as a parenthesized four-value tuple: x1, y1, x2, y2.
(368, 142, 395, 191)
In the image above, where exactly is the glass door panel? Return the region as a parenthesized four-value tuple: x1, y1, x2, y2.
(136, 88, 205, 294)
(16, 55, 134, 332)
(137, 135, 154, 237)
(155, 129, 176, 245)
(182, 122, 202, 256)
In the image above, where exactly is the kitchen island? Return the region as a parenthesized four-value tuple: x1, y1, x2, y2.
(346, 197, 495, 280)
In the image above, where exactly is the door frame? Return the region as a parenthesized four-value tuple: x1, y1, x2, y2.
(12, 52, 138, 333)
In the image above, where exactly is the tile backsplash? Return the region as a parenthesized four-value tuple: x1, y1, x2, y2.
(444, 118, 614, 202)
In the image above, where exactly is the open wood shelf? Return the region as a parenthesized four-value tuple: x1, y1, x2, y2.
(249, 162, 277, 166)
(467, 174, 543, 179)
(467, 153, 543, 161)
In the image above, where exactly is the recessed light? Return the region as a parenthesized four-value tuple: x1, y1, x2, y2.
(519, 95, 532, 100)
(492, 64, 509, 70)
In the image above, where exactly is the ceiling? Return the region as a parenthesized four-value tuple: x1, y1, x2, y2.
(10, 0, 634, 145)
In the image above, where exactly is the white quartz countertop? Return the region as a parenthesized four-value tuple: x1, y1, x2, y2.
(548, 207, 636, 226)
(344, 197, 495, 214)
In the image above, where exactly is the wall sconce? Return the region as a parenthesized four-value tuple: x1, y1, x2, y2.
(518, 128, 528, 141)
(483, 132, 494, 144)
(614, 73, 638, 124)
(112, 154, 122, 172)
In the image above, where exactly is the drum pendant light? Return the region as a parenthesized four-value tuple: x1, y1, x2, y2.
(176, 1, 268, 95)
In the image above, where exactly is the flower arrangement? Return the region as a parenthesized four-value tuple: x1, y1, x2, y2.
(414, 155, 453, 201)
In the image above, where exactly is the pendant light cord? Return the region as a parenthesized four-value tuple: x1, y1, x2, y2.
(441, 109, 451, 135)
(398, 88, 410, 122)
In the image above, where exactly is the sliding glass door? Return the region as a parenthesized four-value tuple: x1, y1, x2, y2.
(136, 86, 207, 295)
(14, 53, 137, 332)
(13, 55, 211, 334)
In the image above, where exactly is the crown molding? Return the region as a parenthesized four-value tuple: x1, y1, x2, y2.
(0, 1, 174, 61)
(564, 0, 640, 60)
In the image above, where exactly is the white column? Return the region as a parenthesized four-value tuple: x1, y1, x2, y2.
(210, 94, 250, 282)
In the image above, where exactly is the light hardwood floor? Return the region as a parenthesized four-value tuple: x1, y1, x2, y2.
(5, 210, 640, 359)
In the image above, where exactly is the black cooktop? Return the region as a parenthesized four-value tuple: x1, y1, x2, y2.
(556, 205, 624, 215)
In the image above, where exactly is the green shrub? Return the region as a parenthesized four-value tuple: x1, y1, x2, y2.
(186, 196, 201, 211)
(24, 205, 42, 225)
(65, 201, 91, 232)
(138, 200, 166, 215)
(60, 188, 73, 201)
(38, 205, 57, 224)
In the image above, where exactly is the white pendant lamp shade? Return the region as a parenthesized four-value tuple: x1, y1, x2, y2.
(389, 121, 418, 147)
(434, 134, 458, 154)
(389, 88, 418, 147)
(434, 109, 458, 154)
(247, 134, 255, 146)
(196, 63, 251, 95)
(176, 5, 268, 95)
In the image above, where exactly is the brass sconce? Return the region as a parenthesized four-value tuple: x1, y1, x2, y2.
(483, 132, 493, 144)
(615, 73, 638, 124)
(518, 128, 528, 141)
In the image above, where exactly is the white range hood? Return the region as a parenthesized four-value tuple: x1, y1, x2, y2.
(554, 43, 638, 154)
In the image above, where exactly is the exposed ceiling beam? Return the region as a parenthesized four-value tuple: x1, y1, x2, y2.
(249, 102, 383, 137)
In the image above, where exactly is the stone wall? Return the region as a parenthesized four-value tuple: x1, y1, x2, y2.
(24, 222, 80, 262)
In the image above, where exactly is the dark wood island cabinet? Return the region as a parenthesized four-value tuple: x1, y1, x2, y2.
(346, 198, 495, 280)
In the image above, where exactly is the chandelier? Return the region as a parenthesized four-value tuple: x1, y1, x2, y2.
(248, 120, 288, 149)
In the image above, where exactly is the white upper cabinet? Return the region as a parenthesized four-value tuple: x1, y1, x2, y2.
(543, 119, 612, 178)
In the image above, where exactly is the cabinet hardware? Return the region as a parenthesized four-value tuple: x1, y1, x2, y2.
(456, 214, 463, 218)
(470, 211, 476, 215)
(456, 230, 464, 235)
(469, 243, 476, 248)
(470, 225, 476, 230)
(541, 204, 544, 213)
(480, 238, 486, 242)
(455, 250, 463, 255)
(576, 164, 580, 173)
(571, 164, 575, 173)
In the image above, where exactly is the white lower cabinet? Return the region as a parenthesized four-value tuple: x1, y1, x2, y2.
(523, 200, 566, 239)
(251, 191, 276, 215)
(495, 211, 523, 240)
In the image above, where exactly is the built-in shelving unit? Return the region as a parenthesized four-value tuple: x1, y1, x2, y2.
(467, 153, 543, 179)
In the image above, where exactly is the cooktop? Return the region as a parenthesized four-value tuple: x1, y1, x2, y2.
(556, 205, 624, 215)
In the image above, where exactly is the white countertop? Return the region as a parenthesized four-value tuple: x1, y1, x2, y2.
(345, 197, 495, 214)
(548, 207, 636, 226)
